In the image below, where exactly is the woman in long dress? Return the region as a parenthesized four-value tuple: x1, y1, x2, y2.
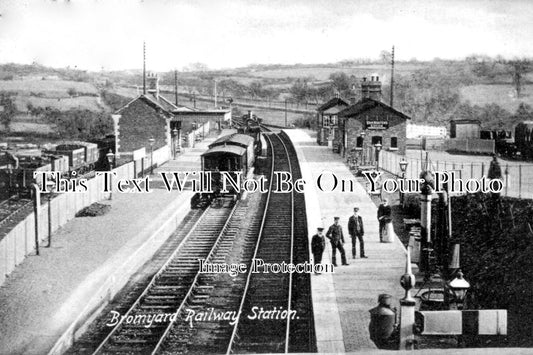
(381, 217, 396, 243)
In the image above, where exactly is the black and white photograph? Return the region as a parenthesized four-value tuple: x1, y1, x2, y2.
(0, 0, 532, 354)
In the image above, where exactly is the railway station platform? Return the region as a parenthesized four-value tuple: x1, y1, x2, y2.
(284, 129, 407, 353)
(0, 132, 226, 355)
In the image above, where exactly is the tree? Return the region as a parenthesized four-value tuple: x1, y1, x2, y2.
(0, 93, 17, 131)
(379, 50, 392, 64)
(183, 62, 209, 72)
(248, 81, 264, 99)
(289, 78, 312, 104)
(67, 87, 78, 97)
(501, 59, 532, 98)
(328, 72, 352, 97)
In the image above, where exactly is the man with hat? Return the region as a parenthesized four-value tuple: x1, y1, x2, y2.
(326, 217, 348, 266)
(348, 207, 367, 259)
(377, 198, 392, 242)
(311, 227, 326, 274)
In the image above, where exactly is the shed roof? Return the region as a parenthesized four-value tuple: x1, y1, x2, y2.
(202, 145, 246, 157)
(450, 119, 481, 124)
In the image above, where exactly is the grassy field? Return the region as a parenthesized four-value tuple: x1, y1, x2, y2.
(13, 95, 104, 111)
(0, 78, 98, 96)
(460, 84, 533, 112)
(0, 78, 107, 136)
(247, 63, 425, 80)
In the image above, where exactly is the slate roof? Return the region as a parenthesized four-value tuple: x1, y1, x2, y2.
(338, 98, 411, 120)
(317, 97, 350, 112)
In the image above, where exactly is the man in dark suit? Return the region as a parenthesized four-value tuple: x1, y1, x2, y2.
(348, 207, 367, 259)
(326, 217, 349, 266)
(311, 227, 326, 274)
(377, 198, 391, 242)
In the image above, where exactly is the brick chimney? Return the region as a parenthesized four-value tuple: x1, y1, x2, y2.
(361, 75, 382, 101)
(146, 72, 159, 99)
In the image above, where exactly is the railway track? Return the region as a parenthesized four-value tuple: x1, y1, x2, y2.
(224, 133, 313, 354)
(75, 202, 237, 355)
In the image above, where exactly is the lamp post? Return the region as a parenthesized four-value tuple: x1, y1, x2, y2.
(446, 270, 470, 310)
(374, 143, 382, 170)
(399, 158, 408, 206)
(171, 128, 178, 159)
(148, 138, 155, 174)
(106, 150, 114, 200)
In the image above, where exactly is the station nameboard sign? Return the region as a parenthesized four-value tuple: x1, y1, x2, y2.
(365, 120, 389, 130)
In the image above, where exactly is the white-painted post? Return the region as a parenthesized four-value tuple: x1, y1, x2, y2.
(399, 246, 416, 350)
(32, 184, 40, 256)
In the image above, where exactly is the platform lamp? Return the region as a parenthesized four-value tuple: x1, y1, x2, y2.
(148, 138, 155, 174)
(374, 143, 382, 170)
(171, 128, 178, 159)
(446, 270, 470, 310)
(399, 158, 408, 205)
(106, 150, 115, 200)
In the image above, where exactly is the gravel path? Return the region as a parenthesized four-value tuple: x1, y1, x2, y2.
(0, 190, 187, 354)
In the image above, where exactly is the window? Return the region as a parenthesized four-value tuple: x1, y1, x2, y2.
(371, 136, 382, 145)
(331, 115, 337, 126)
(323, 115, 330, 127)
(391, 137, 398, 148)
(356, 136, 363, 148)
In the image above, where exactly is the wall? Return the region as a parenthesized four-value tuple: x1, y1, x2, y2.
(0, 145, 169, 287)
(445, 138, 494, 154)
(344, 105, 407, 162)
(117, 98, 169, 154)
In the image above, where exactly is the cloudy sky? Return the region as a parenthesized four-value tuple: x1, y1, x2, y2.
(0, 0, 532, 71)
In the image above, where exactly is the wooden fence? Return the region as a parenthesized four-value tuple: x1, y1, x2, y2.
(0, 146, 169, 286)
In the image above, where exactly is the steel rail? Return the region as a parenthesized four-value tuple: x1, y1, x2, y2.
(225, 132, 295, 354)
(150, 201, 239, 354)
(276, 133, 295, 353)
(91, 204, 218, 355)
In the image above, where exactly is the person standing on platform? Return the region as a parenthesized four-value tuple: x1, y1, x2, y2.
(348, 207, 367, 259)
(377, 198, 392, 242)
(311, 227, 326, 274)
(326, 217, 349, 266)
(488, 154, 502, 199)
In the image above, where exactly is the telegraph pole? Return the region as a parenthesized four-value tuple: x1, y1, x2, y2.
(214, 79, 218, 108)
(143, 42, 146, 95)
(174, 69, 179, 106)
(390, 45, 395, 108)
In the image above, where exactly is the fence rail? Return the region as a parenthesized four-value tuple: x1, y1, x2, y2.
(0, 145, 170, 287)
(379, 150, 533, 200)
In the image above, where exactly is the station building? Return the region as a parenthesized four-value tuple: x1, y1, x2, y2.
(114, 73, 230, 159)
(337, 75, 410, 161)
(316, 95, 350, 148)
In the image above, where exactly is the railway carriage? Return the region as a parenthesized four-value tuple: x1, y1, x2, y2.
(192, 133, 257, 208)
